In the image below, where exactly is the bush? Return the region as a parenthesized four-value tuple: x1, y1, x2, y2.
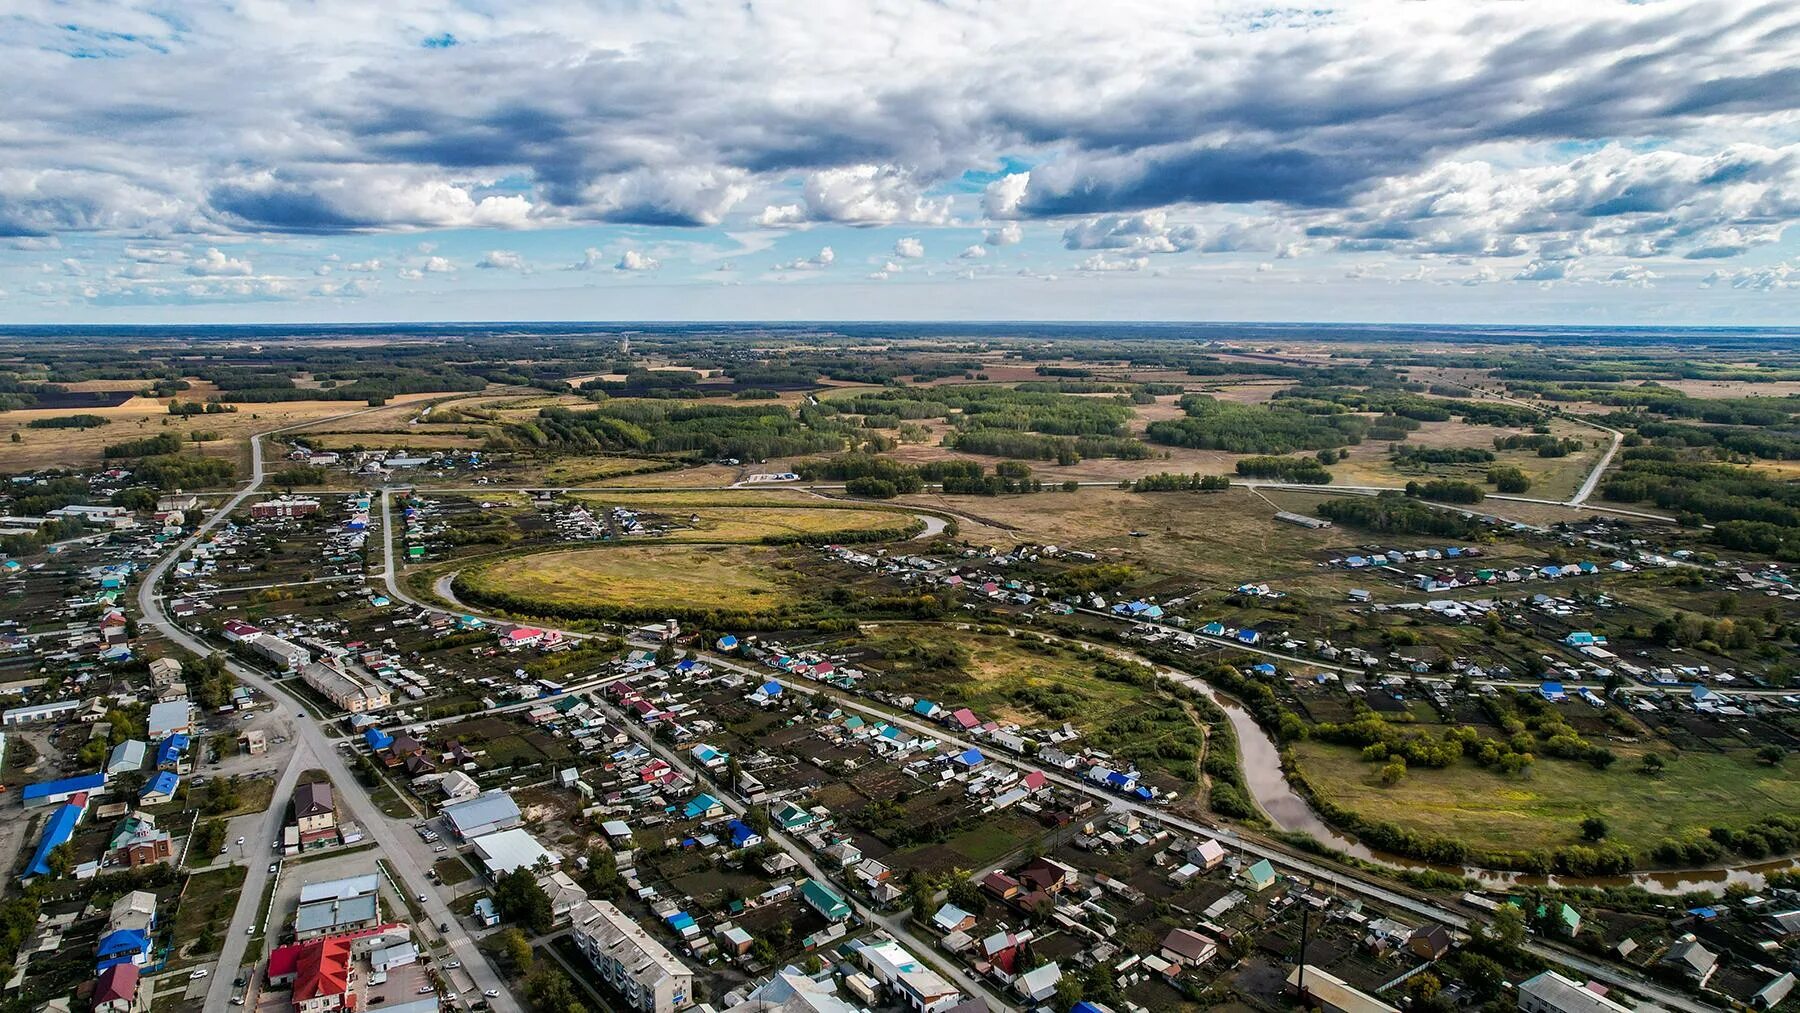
(1407, 479, 1485, 504)
(1487, 466, 1531, 493)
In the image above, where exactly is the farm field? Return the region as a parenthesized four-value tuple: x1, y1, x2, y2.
(0, 387, 462, 471)
(1291, 740, 1800, 856)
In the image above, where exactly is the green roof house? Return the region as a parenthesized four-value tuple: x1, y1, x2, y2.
(1242, 859, 1277, 891)
(802, 879, 851, 922)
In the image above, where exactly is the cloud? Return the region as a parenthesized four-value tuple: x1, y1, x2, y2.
(1701, 262, 1798, 291)
(893, 237, 924, 259)
(476, 250, 525, 270)
(2, 0, 1799, 321)
(1513, 259, 1570, 282)
(344, 258, 383, 273)
(422, 255, 454, 273)
(615, 249, 660, 271)
(186, 248, 253, 276)
(793, 166, 951, 226)
(959, 244, 987, 259)
(1077, 254, 1148, 273)
(756, 204, 807, 228)
(983, 174, 1030, 219)
(1062, 212, 1201, 253)
(774, 246, 835, 271)
(983, 222, 1022, 246)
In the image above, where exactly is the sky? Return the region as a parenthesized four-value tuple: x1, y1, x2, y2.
(2, 0, 1798, 325)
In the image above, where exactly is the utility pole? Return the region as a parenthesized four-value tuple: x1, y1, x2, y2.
(1296, 889, 1313, 1009)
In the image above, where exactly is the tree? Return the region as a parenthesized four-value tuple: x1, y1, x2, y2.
(489, 927, 533, 972)
(1581, 817, 1608, 841)
(585, 847, 623, 900)
(1488, 904, 1527, 951)
(1053, 969, 1083, 1011)
(521, 965, 583, 1013)
(494, 867, 555, 935)
(1640, 753, 1666, 777)
(1757, 745, 1785, 766)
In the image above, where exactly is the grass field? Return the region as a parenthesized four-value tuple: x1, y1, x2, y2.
(859, 624, 1145, 729)
(460, 543, 804, 614)
(1292, 740, 1800, 854)
(569, 495, 915, 543)
(898, 486, 1335, 585)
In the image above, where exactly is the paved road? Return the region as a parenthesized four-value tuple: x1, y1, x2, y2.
(132, 410, 523, 1013)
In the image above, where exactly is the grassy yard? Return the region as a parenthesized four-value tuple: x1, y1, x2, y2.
(169, 865, 248, 966)
(1292, 740, 1800, 854)
(434, 856, 475, 886)
(459, 543, 806, 614)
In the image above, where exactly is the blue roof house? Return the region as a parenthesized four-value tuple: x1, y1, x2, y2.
(23, 802, 83, 880)
(683, 793, 723, 820)
(140, 771, 179, 805)
(727, 819, 762, 848)
(953, 747, 985, 768)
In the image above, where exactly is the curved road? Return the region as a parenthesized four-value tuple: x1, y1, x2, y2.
(133, 411, 523, 1013)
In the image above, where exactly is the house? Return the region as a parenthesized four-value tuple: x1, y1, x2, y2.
(138, 771, 178, 805)
(932, 903, 977, 935)
(110, 812, 173, 868)
(1407, 923, 1452, 961)
(980, 871, 1020, 901)
(1660, 938, 1718, 986)
(250, 634, 312, 673)
(1158, 928, 1216, 969)
(97, 891, 157, 970)
(570, 899, 694, 1013)
(726, 820, 762, 849)
(93, 962, 140, 1013)
(291, 782, 337, 850)
(295, 892, 380, 940)
(1016, 856, 1077, 894)
(1753, 972, 1795, 1011)
(683, 793, 724, 821)
(1286, 966, 1397, 1013)
(437, 770, 480, 802)
(1241, 859, 1277, 891)
(301, 662, 390, 713)
(442, 791, 523, 839)
(801, 879, 851, 922)
(23, 771, 106, 809)
(536, 870, 590, 926)
(1516, 971, 1633, 1013)
(153, 734, 188, 771)
(289, 932, 354, 1013)
(1189, 839, 1226, 870)
(772, 802, 815, 832)
(105, 740, 147, 775)
(473, 897, 499, 928)
(146, 699, 192, 738)
(470, 828, 557, 878)
(25, 798, 86, 880)
(853, 938, 963, 1013)
(1013, 962, 1063, 1004)
(2, 699, 81, 725)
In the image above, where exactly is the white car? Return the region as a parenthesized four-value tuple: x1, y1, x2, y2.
(190, 969, 209, 979)
(445, 993, 457, 1002)
(445, 961, 460, 969)
(483, 991, 499, 998)
(417, 893, 429, 903)
(235, 836, 245, 846)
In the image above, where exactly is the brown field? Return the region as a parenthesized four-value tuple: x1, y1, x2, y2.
(0, 389, 458, 472)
